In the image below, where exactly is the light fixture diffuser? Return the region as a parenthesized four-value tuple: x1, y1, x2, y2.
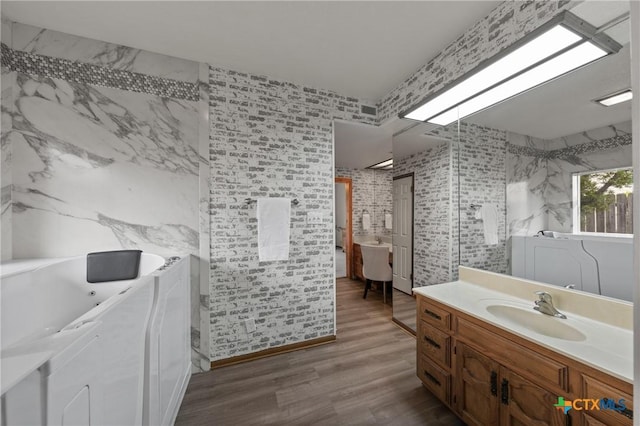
(595, 89, 632, 106)
(429, 42, 608, 125)
(367, 158, 393, 169)
(400, 11, 621, 126)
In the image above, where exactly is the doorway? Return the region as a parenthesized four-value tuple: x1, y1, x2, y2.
(392, 174, 413, 293)
(391, 173, 414, 332)
(335, 177, 352, 278)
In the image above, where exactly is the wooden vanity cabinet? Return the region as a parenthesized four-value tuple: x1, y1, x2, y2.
(456, 342, 566, 426)
(352, 243, 364, 281)
(416, 294, 633, 426)
(417, 298, 453, 405)
(578, 374, 634, 426)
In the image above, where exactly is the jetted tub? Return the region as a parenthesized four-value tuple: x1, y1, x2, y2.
(1, 252, 191, 426)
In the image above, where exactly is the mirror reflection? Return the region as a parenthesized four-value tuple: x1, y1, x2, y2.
(391, 1, 633, 334)
(392, 123, 459, 332)
(458, 2, 633, 302)
(334, 120, 393, 300)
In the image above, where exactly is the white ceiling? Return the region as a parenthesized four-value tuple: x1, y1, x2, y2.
(334, 120, 392, 170)
(466, 42, 631, 140)
(1, 1, 501, 102)
(5, 1, 629, 168)
(466, 2, 631, 140)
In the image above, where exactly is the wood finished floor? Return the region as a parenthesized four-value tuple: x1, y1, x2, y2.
(175, 277, 462, 425)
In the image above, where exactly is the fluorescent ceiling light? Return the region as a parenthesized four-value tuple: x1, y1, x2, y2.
(595, 89, 632, 106)
(429, 42, 607, 125)
(368, 158, 393, 169)
(404, 26, 581, 122)
(400, 11, 621, 126)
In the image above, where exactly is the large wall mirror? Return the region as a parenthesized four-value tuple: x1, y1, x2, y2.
(391, 1, 633, 334)
(391, 122, 459, 332)
(457, 1, 633, 302)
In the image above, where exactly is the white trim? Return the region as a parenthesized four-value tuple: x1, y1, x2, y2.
(331, 121, 337, 337)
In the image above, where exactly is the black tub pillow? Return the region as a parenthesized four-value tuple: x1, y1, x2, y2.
(87, 250, 142, 283)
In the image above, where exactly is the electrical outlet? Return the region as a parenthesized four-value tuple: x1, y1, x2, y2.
(307, 211, 323, 224)
(244, 318, 256, 333)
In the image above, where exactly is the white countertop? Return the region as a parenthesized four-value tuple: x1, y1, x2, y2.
(413, 267, 633, 384)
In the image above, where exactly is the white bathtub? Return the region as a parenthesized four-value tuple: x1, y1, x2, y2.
(1, 252, 191, 426)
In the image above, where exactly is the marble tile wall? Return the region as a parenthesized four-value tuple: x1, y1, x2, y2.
(334, 167, 392, 237)
(376, 1, 576, 124)
(507, 121, 633, 235)
(10, 21, 198, 82)
(1, 20, 209, 371)
(394, 141, 453, 286)
(208, 67, 375, 361)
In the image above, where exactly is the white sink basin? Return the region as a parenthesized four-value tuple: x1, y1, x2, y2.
(485, 304, 586, 342)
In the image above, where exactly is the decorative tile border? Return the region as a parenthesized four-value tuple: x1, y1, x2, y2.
(1, 43, 198, 101)
(507, 133, 632, 159)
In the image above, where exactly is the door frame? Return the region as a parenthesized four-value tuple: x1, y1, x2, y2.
(335, 177, 353, 278)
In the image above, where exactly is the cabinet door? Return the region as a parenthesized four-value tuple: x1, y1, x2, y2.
(455, 343, 500, 426)
(500, 368, 566, 426)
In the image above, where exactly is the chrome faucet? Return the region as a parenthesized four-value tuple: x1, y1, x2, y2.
(533, 291, 567, 319)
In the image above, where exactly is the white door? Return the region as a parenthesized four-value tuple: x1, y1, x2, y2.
(393, 176, 413, 294)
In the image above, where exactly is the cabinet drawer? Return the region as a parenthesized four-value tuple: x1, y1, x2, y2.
(457, 317, 568, 392)
(418, 354, 450, 404)
(418, 299, 451, 331)
(581, 375, 633, 425)
(418, 321, 450, 368)
(581, 413, 609, 426)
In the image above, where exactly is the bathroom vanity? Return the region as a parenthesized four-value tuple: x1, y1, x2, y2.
(414, 267, 633, 426)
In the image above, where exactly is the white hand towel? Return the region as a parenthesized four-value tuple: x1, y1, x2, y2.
(477, 204, 499, 245)
(257, 198, 291, 261)
(385, 213, 392, 230)
(362, 213, 371, 231)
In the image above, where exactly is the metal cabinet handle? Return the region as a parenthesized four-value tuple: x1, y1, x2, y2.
(501, 379, 509, 405)
(424, 308, 442, 321)
(490, 371, 497, 396)
(423, 371, 441, 387)
(601, 398, 633, 419)
(423, 336, 441, 349)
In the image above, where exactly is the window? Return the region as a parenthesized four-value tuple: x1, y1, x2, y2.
(574, 168, 633, 234)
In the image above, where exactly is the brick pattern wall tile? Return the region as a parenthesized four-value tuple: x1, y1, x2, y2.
(335, 167, 392, 237)
(394, 142, 452, 286)
(208, 67, 375, 360)
(454, 122, 508, 277)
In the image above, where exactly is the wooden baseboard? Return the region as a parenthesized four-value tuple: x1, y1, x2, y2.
(392, 317, 417, 337)
(210, 335, 336, 370)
